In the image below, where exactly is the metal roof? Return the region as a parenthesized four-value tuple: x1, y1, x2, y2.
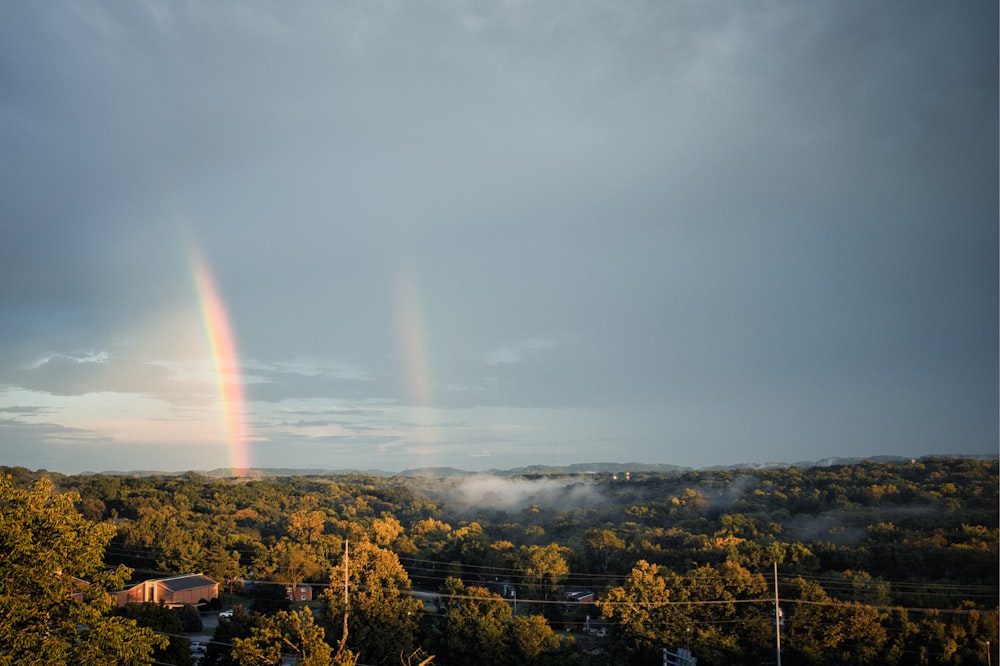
(156, 574, 218, 593)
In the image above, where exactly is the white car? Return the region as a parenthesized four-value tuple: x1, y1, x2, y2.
(190, 641, 205, 652)
(219, 609, 234, 618)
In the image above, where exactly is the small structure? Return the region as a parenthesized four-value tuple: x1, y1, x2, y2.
(584, 615, 611, 637)
(663, 647, 697, 666)
(116, 573, 219, 608)
(563, 589, 596, 604)
(287, 583, 313, 602)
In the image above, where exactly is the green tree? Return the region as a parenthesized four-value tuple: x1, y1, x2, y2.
(201, 543, 243, 585)
(78, 496, 107, 522)
(320, 541, 423, 665)
(683, 561, 771, 664)
(287, 508, 326, 543)
(427, 577, 512, 665)
(598, 560, 690, 659)
(116, 602, 195, 666)
(371, 512, 404, 547)
(783, 577, 887, 665)
(178, 602, 203, 632)
(253, 538, 325, 593)
(410, 517, 452, 554)
(583, 528, 626, 576)
(441, 521, 489, 567)
(0, 474, 167, 665)
(232, 606, 332, 666)
(249, 582, 291, 615)
(203, 605, 260, 666)
(516, 543, 571, 602)
(509, 614, 560, 663)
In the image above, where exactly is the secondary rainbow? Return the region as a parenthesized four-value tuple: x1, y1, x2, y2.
(394, 265, 438, 451)
(190, 248, 251, 472)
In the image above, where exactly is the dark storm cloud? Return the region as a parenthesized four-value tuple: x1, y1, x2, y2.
(0, 1, 995, 472)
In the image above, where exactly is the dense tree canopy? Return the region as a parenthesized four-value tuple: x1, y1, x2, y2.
(1, 457, 995, 665)
(320, 540, 423, 665)
(231, 607, 332, 666)
(0, 474, 167, 665)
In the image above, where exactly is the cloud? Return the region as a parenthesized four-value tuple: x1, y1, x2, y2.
(0, 416, 116, 471)
(242, 365, 380, 404)
(0, 405, 54, 415)
(11, 352, 165, 395)
(2, 349, 220, 407)
(485, 339, 557, 366)
(0, 1, 995, 472)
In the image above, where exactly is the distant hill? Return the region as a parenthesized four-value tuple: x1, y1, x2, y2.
(487, 462, 690, 476)
(199, 467, 393, 478)
(395, 466, 478, 478)
(82, 453, 996, 478)
(702, 455, 917, 471)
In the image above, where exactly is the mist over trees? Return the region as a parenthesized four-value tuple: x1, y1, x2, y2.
(1, 456, 996, 665)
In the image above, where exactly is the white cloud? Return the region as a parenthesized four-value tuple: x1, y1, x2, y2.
(28, 351, 111, 369)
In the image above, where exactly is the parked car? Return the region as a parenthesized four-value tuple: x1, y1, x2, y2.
(190, 641, 205, 652)
(219, 609, 234, 618)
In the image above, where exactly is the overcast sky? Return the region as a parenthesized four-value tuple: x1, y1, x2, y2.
(1, 1, 996, 474)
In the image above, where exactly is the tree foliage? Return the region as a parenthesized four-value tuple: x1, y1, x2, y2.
(231, 606, 332, 666)
(599, 560, 688, 658)
(203, 605, 260, 666)
(427, 577, 513, 664)
(116, 602, 195, 666)
(0, 474, 167, 665)
(320, 541, 423, 666)
(8, 457, 995, 666)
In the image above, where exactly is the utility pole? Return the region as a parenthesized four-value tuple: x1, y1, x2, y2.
(774, 562, 782, 666)
(334, 539, 350, 661)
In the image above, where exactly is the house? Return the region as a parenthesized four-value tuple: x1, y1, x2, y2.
(286, 583, 313, 602)
(584, 615, 612, 637)
(116, 573, 219, 608)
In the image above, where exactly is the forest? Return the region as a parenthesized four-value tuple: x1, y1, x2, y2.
(1, 456, 997, 665)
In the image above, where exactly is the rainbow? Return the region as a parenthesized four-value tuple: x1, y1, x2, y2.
(396, 274, 432, 413)
(189, 248, 250, 473)
(394, 266, 438, 449)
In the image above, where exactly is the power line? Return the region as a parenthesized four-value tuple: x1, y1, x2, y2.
(106, 538, 998, 601)
(103, 539, 998, 615)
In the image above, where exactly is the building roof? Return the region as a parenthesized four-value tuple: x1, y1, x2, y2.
(156, 574, 218, 593)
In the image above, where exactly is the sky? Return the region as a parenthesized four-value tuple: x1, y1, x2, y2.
(0, 1, 997, 475)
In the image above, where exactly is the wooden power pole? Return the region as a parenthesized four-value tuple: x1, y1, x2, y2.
(334, 539, 350, 661)
(774, 562, 782, 666)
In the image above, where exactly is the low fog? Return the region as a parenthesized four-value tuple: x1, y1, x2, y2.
(440, 475, 608, 513)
